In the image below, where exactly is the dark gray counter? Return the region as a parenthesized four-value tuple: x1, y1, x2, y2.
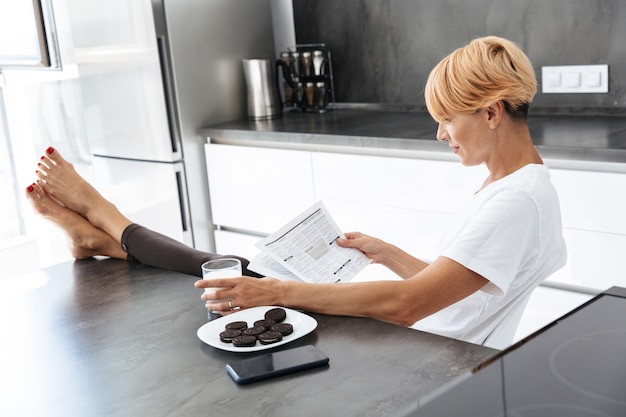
(400, 287, 626, 416)
(202, 108, 626, 165)
(1, 259, 496, 417)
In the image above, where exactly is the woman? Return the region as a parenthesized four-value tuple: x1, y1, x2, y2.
(27, 36, 566, 347)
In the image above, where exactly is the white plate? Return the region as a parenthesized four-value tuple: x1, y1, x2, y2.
(197, 306, 318, 352)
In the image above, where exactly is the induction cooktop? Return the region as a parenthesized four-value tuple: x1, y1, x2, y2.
(400, 286, 626, 417)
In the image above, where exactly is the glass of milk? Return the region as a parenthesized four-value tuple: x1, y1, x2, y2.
(201, 258, 242, 317)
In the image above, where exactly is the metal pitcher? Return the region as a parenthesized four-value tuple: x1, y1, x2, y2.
(242, 59, 292, 120)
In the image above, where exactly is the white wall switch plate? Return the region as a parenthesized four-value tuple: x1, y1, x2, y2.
(541, 65, 608, 93)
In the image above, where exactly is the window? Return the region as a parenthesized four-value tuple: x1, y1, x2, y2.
(0, 0, 90, 280)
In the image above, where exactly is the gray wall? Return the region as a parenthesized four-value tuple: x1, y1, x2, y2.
(292, 0, 626, 115)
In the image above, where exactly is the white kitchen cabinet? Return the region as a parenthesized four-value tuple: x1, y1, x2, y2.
(205, 144, 626, 291)
(204, 143, 315, 235)
(550, 168, 626, 234)
(311, 152, 488, 214)
(547, 167, 626, 290)
(205, 144, 481, 269)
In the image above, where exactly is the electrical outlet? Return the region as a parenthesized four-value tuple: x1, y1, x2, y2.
(541, 65, 608, 93)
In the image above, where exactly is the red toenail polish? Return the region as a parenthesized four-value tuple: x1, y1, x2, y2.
(27, 185, 34, 192)
(40, 156, 45, 160)
(46, 146, 54, 154)
(37, 162, 41, 167)
(35, 170, 39, 174)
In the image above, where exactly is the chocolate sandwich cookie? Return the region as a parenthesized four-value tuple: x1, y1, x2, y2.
(219, 329, 242, 343)
(225, 321, 248, 331)
(264, 307, 286, 323)
(232, 335, 257, 347)
(258, 331, 283, 345)
(253, 319, 276, 330)
(242, 325, 265, 337)
(270, 322, 293, 336)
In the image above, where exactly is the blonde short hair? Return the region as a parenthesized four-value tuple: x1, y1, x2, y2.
(425, 36, 537, 123)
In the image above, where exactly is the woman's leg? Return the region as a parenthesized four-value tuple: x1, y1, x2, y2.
(31, 147, 261, 277)
(122, 224, 259, 277)
(35, 146, 133, 244)
(25, 182, 127, 259)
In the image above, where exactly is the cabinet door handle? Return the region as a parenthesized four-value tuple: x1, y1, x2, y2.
(175, 170, 188, 232)
(157, 35, 181, 155)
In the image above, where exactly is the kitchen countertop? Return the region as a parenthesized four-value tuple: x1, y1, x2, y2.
(0, 259, 496, 417)
(202, 108, 626, 167)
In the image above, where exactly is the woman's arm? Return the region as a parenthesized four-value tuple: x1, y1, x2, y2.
(196, 256, 488, 327)
(337, 232, 430, 279)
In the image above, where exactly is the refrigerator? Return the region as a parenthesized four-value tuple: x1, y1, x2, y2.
(64, 0, 277, 251)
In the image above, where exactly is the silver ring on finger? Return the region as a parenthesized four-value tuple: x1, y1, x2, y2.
(228, 300, 233, 310)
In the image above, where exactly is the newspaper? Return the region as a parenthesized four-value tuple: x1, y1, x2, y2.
(248, 201, 372, 283)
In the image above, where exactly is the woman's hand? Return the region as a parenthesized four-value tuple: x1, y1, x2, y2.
(338, 231, 429, 279)
(194, 276, 282, 314)
(336, 232, 388, 264)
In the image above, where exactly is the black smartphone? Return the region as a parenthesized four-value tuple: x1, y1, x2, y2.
(225, 345, 329, 384)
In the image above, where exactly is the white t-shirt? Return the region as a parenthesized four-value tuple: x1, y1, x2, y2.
(412, 164, 567, 346)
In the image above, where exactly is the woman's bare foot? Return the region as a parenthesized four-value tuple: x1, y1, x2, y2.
(35, 146, 132, 242)
(25, 182, 127, 260)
